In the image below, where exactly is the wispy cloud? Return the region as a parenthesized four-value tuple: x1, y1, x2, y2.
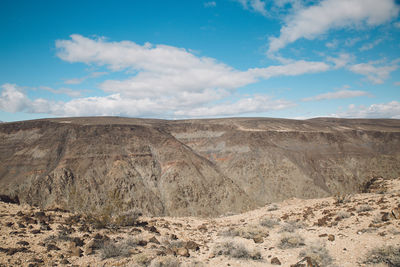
(303, 89, 369, 101)
(348, 60, 398, 84)
(204, 1, 216, 8)
(64, 71, 107, 84)
(39, 86, 88, 97)
(268, 0, 399, 54)
(236, 0, 267, 16)
(359, 38, 383, 51)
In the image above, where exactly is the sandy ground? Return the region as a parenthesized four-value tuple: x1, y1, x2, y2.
(1, 177, 399, 267)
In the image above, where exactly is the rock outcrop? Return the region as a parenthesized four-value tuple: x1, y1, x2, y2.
(0, 117, 399, 216)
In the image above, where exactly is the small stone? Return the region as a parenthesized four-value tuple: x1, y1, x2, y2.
(31, 229, 41, 234)
(177, 247, 190, 257)
(185, 240, 200, 251)
(137, 240, 148, 247)
(84, 246, 93, 255)
(391, 208, 400, 219)
(72, 237, 84, 247)
(149, 236, 160, 244)
(60, 259, 70, 264)
(16, 241, 29, 246)
(271, 257, 282, 265)
(46, 244, 60, 252)
(70, 246, 83, 257)
(253, 236, 264, 243)
(328, 234, 335, 241)
(382, 212, 390, 222)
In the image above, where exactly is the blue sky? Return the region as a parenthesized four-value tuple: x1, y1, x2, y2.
(1, 0, 399, 122)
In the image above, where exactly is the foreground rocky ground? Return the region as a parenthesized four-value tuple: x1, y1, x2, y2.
(1, 177, 399, 267)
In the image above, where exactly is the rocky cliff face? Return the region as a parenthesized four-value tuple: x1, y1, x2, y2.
(0, 117, 399, 217)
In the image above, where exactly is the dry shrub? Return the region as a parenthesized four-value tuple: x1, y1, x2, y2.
(149, 256, 180, 267)
(220, 225, 268, 239)
(364, 245, 400, 267)
(278, 233, 305, 249)
(100, 237, 138, 259)
(114, 208, 142, 226)
(213, 241, 262, 260)
(334, 193, 350, 204)
(357, 205, 373, 213)
(335, 211, 351, 221)
(267, 204, 279, 211)
(260, 217, 280, 228)
(279, 220, 305, 233)
(299, 243, 334, 266)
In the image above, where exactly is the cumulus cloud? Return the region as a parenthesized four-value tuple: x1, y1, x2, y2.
(0, 84, 59, 114)
(0, 35, 331, 118)
(236, 0, 267, 16)
(348, 61, 398, 84)
(335, 101, 400, 118)
(268, 0, 399, 54)
(11, 34, 328, 117)
(303, 89, 369, 101)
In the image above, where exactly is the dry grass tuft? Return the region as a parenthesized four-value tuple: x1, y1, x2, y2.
(364, 245, 400, 267)
(278, 233, 305, 249)
(213, 241, 262, 260)
(299, 243, 334, 266)
(260, 217, 280, 228)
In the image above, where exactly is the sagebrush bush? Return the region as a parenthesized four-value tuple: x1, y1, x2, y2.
(114, 209, 142, 226)
(335, 211, 351, 220)
(334, 193, 350, 204)
(149, 256, 180, 267)
(100, 238, 138, 259)
(357, 204, 373, 213)
(260, 217, 280, 228)
(279, 220, 305, 233)
(219, 225, 268, 239)
(278, 234, 305, 249)
(267, 204, 279, 211)
(213, 241, 262, 260)
(364, 245, 400, 267)
(299, 243, 334, 266)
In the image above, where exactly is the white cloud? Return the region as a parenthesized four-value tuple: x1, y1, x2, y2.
(394, 81, 400, 86)
(268, 0, 399, 53)
(204, 1, 216, 8)
(325, 39, 338, 49)
(64, 71, 107, 85)
(303, 89, 369, 101)
(1, 35, 331, 118)
(395, 21, 400, 28)
(0, 84, 59, 114)
(326, 53, 353, 69)
(174, 95, 295, 117)
(348, 61, 398, 84)
(335, 101, 400, 118)
(359, 38, 383, 51)
(236, 0, 267, 16)
(40, 86, 86, 98)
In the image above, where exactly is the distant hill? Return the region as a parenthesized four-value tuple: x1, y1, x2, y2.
(0, 117, 399, 217)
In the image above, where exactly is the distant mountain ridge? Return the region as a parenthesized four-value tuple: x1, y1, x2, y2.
(0, 117, 399, 217)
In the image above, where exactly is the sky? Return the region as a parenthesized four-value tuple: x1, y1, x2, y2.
(0, 0, 400, 122)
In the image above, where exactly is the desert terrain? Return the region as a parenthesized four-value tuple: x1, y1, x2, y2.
(0, 117, 400, 266)
(0, 176, 399, 266)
